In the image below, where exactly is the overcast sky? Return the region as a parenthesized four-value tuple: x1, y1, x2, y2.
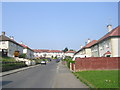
(2, 2, 118, 50)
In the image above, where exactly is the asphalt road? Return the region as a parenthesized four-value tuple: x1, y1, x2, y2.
(2, 59, 88, 88)
(2, 60, 58, 88)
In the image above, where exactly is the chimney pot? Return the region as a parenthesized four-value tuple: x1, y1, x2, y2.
(87, 38, 91, 44)
(2, 32, 5, 36)
(10, 36, 14, 40)
(80, 45, 83, 49)
(107, 24, 112, 32)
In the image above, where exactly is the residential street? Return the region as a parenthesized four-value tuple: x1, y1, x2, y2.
(2, 60, 88, 88)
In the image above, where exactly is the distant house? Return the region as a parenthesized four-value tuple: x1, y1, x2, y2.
(65, 50, 76, 58)
(91, 25, 120, 57)
(33, 49, 64, 58)
(48, 50, 64, 58)
(20, 44, 34, 59)
(0, 32, 23, 57)
(33, 49, 49, 58)
(74, 39, 97, 58)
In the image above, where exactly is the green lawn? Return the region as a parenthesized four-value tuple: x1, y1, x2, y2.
(74, 70, 119, 88)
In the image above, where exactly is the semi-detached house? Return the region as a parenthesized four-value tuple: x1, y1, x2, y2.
(20, 44, 34, 59)
(74, 25, 120, 58)
(0, 32, 23, 57)
(91, 25, 120, 57)
(74, 40, 97, 58)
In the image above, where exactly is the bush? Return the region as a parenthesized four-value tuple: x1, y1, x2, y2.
(2, 61, 27, 72)
(19, 54, 26, 58)
(62, 58, 74, 68)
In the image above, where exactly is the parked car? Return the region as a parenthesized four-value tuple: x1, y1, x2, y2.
(40, 61, 46, 65)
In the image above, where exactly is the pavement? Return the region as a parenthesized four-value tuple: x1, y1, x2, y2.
(52, 61, 88, 88)
(1, 60, 89, 88)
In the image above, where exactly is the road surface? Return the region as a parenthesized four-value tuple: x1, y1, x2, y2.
(2, 60, 88, 88)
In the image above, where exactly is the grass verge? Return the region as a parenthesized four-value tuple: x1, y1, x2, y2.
(73, 70, 119, 88)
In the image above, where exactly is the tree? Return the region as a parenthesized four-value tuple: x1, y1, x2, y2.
(63, 47, 68, 53)
(69, 49, 74, 51)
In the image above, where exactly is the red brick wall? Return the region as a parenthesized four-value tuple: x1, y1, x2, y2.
(74, 57, 120, 71)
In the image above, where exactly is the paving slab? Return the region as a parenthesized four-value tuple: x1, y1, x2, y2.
(52, 62, 89, 88)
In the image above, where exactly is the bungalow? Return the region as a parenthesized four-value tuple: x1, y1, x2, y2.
(0, 32, 24, 57)
(91, 25, 120, 57)
(20, 44, 34, 59)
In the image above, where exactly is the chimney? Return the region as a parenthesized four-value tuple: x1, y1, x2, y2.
(10, 36, 14, 40)
(20, 41, 23, 44)
(2, 32, 5, 36)
(107, 24, 112, 32)
(87, 38, 91, 44)
(80, 45, 83, 49)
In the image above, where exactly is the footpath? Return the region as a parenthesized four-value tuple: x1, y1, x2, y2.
(52, 61, 89, 88)
(0, 64, 40, 77)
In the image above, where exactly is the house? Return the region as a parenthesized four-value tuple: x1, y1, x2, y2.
(33, 49, 49, 58)
(91, 25, 120, 57)
(0, 32, 24, 57)
(20, 44, 34, 59)
(48, 50, 64, 58)
(65, 50, 76, 58)
(33, 49, 64, 58)
(74, 39, 97, 59)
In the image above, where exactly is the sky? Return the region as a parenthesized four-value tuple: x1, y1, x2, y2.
(2, 2, 118, 50)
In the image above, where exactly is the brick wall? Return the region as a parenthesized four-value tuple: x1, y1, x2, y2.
(74, 57, 120, 71)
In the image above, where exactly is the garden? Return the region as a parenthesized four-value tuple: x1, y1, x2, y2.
(1, 57, 27, 72)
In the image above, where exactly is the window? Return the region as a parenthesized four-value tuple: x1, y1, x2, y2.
(106, 55, 111, 57)
(2, 41, 5, 44)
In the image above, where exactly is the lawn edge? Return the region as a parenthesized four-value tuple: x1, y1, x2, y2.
(73, 72, 96, 89)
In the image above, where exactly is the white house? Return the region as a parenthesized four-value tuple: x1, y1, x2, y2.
(65, 51, 76, 58)
(0, 32, 24, 57)
(48, 50, 64, 58)
(91, 25, 120, 57)
(33, 49, 64, 58)
(33, 49, 49, 58)
(74, 39, 97, 59)
(20, 44, 34, 59)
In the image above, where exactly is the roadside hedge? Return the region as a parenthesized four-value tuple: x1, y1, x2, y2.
(1, 57, 27, 72)
(2, 61, 27, 72)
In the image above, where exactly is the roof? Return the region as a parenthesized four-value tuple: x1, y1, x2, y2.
(48, 50, 63, 53)
(65, 51, 76, 53)
(83, 40, 97, 48)
(33, 49, 50, 53)
(97, 25, 120, 43)
(104, 51, 111, 55)
(74, 40, 97, 55)
(0, 35, 23, 47)
(20, 44, 33, 51)
(33, 49, 63, 53)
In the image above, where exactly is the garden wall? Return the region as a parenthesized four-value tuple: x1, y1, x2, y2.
(73, 57, 120, 71)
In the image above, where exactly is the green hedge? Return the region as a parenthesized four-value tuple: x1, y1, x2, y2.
(1, 57, 27, 72)
(2, 62, 27, 72)
(62, 58, 75, 68)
